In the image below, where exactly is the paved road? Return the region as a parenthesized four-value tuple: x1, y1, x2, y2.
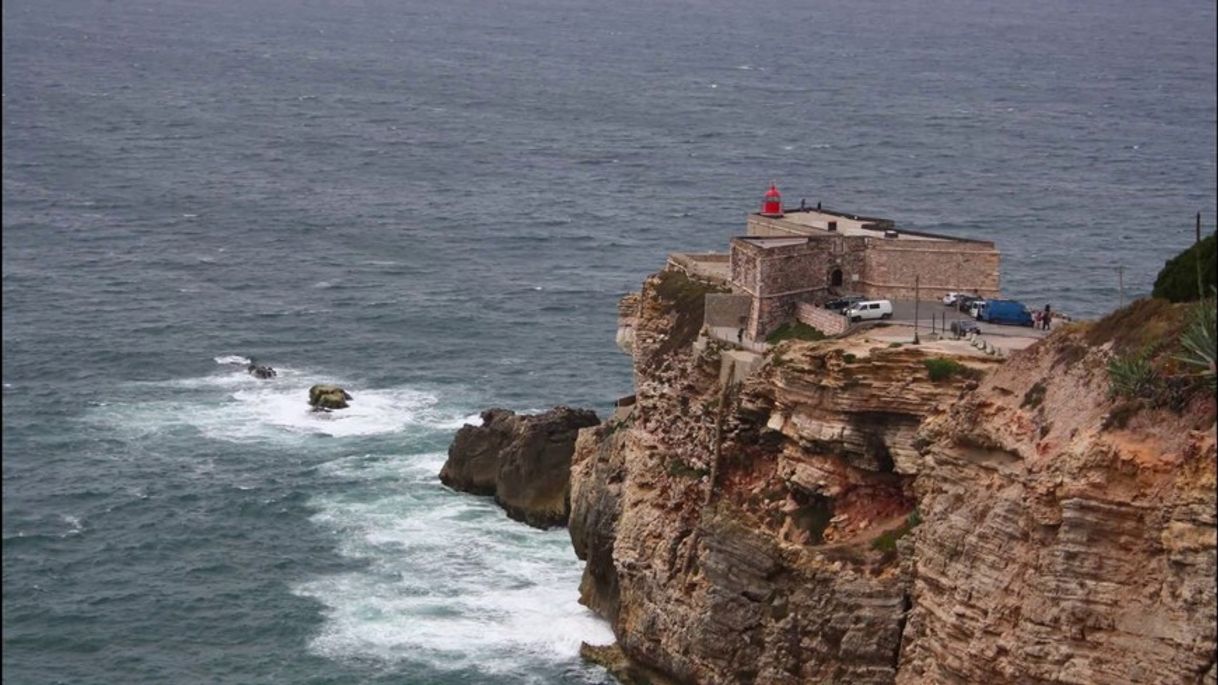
(886, 299, 1051, 339)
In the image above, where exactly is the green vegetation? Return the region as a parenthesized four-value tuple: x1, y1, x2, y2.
(1152, 232, 1216, 302)
(650, 269, 729, 362)
(1174, 292, 1217, 392)
(666, 459, 709, 479)
(770, 348, 789, 368)
(766, 321, 827, 344)
(922, 358, 983, 382)
(1107, 348, 1158, 400)
(888, 342, 903, 348)
(1021, 381, 1047, 410)
(842, 352, 858, 364)
(871, 510, 922, 553)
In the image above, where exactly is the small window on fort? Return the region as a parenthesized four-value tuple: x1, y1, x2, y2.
(830, 269, 843, 287)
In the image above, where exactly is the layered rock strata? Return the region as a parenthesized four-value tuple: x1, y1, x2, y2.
(571, 266, 1217, 684)
(440, 406, 599, 528)
(897, 320, 1217, 684)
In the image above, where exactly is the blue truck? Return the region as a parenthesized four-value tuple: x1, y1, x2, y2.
(981, 299, 1034, 326)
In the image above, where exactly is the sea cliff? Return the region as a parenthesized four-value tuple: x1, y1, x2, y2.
(569, 268, 1216, 684)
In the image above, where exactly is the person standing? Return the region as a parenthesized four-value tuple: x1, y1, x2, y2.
(1043, 304, 1052, 330)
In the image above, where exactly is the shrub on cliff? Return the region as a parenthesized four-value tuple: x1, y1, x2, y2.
(1151, 231, 1216, 302)
(1107, 349, 1158, 400)
(765, 321, 826, 344)
(923, 358, 983, 382)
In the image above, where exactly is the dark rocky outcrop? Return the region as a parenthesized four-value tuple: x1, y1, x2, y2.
(440, 406, 600, 528)
(247, 363, 277, 379)
(309, 384, 352, 410)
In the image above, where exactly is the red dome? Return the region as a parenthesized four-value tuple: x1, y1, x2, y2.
(761, 184, 783, 217)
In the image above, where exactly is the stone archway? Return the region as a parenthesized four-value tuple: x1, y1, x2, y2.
(830, 268, 844, 288)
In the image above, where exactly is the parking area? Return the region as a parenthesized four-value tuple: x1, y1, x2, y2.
(884, 299, 1053, 339)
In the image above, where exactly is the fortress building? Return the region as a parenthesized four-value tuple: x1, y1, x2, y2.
(671, 185, 1002, 342)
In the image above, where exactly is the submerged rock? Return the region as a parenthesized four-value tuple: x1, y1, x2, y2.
(309, 384, 352, 410)
(440, 406, 600, 528)
(247, 363, 277, 379)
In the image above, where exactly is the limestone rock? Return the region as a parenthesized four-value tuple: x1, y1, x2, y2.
(308, 384, 352, 410)
(569, 267, 1216, 684)
(440, 406, 600, 528)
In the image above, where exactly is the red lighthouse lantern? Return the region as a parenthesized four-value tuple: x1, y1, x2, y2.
(761, 184, 783, 217)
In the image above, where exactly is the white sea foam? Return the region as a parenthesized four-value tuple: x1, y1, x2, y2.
(60, 514, 84, 537)
(213, 355, 251, 366)
(95, 384, 467, 442)
(93, 367, 473, 443)
(296, 452, 613, 675)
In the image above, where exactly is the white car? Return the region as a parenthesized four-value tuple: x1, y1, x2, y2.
(846, 299, 894, 322)
(942, 291, 960, 306)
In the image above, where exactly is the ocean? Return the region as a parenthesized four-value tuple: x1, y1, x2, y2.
(2, 0, 1214, 682)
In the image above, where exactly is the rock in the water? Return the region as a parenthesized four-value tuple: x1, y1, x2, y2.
(580, 642, 676, 685)
(439, 406, 600, 528)
(247, 363, 277, 379)
(309, 384, 352, 410)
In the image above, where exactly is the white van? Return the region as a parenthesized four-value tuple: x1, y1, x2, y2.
(845, 299, 893, 322)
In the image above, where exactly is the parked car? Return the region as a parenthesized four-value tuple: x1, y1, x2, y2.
(845, 299, 894, 322)
(950, 319, 980, 338)
(957, 294, 981, 313)
(824, 295, 865, 313)
(981, 299, 1034, 326)
(942, 291, 961, 306)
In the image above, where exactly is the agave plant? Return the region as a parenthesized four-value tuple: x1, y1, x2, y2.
(1175, 289, 1217, 391)
(1107, 349, 1157, 400)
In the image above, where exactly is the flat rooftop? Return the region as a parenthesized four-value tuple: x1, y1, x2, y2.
(751, 209, 987, 243)
(738, 236, 807, 248)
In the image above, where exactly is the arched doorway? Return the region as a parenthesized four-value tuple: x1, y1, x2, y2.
(830, 268, 844, 288)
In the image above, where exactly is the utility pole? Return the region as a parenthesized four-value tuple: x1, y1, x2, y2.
(1117, 265, 1125, 309)
(914, 275, 920, 344)
(1197, 212, 1204, 300)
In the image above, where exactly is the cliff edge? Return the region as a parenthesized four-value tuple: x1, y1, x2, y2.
(570, 268, 1216, 684)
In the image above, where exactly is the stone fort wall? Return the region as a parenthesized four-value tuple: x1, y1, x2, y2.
(861, 240, 1000, 300)
(730, 233, 1000, 339)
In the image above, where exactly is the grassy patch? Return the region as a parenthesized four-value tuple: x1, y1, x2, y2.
(650, 269, 729, 361)
(923, 358, 984, 383)
(667, 459, 709, 479)
(1021, 381, 1047, 410)
(871, 510, 922, 552)
(888, 342, 903, 348)
(1084, 297, 1189, 354)
(766, 321, 827, 344)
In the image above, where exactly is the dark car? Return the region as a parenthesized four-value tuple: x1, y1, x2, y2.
(957, 295, 981, 313)
(823, 295, 865, 313)
(950, 319, 980, 338)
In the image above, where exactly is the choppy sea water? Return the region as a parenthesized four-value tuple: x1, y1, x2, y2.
(3, 0, 1215, 682)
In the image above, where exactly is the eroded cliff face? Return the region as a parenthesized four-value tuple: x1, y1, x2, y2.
(572, 268, 1217, 684)
(571, 269, 997, 683)
(898, 317, 1217, 684)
